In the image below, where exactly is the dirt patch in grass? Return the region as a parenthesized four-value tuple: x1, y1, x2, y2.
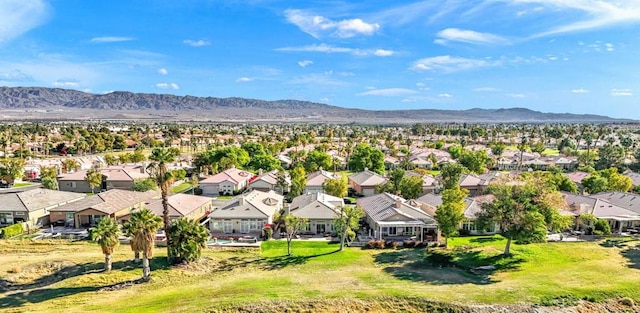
(3, 260, 76, 285)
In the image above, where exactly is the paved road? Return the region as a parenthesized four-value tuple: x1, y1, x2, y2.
(0, 183, 43, 194)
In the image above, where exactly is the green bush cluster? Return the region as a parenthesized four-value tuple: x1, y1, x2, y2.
(0, 223, 24, 238)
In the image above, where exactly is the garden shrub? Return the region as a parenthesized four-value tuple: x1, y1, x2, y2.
(385, 240, 399, 249)
(365, 240, 377, 249)
(374, 240, 385, 249)
(458, 228, 471, 236)
(0, 223, 24, 238)
(262, 226, 273, 241)
(594, 219, 611, 235)
(403, 240, 416, 248)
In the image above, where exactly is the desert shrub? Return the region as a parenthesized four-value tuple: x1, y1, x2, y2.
(374, 240, 385, 249)
(365, 240, 377, 249)
(385, 240, 399, 249)
(403, 240, 416, 248)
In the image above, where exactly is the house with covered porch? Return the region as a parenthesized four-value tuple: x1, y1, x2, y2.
(288, 192, 345, 235)
(356, 193, 439, 242)
(208, 190, 283, 235)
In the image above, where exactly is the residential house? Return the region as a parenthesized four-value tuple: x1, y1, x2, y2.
(57, 165, 149, 193)
(458, 173, 497, 196)
(348, 169, 387, 196)
(144, 193, 212, 222)
(199, 166, 254, 196)
(288, 192, 345, 235)
(384, 155, 400, 170)
(624, 172, 640, 188)
(562, 192, 640, 233)
(0, 189, 86, 227)
(416, 193, 499, 235)
(248, 169, 290, 194)
(356, 193, 439, 242)
(405, 171, 438, 195)
(550, 157, 579, 171)
(305, 169, 341, 194)
(48, 189, 158, 228)
(564, 171, 590, 193)
(208, 190, 283, 235)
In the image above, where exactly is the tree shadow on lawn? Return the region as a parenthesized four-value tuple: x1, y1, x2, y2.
(598, 238, 640, 270)
(0, 258, 170, 292)
(215, 249, 342, 272)
(373, 248, 524, 285)
(468, 236, 503, 244)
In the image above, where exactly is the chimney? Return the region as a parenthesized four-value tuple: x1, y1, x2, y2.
(395, 199, 403, 208)
(364, 167, 368, 172)
(258, 168, 263, 176)
(239, 197, 245, 205)
(140, 164, 146, 174)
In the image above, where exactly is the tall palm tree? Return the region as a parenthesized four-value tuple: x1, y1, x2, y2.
(124, 208, 162, 280)
(168, 218, 210, 264)
(92, 218, 120, 271)
(147, 147, 177, 262)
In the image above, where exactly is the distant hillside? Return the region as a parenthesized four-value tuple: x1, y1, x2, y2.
(0, 86, 633, 123)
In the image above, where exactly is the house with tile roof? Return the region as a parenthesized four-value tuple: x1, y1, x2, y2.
(0, 189, 86, 227)
(57, 165, 150, 193)
(208, 190, 283, 235)
(144, 193, 213, 222)
(199, 166, 254, 196)
(49, 189, 158, 228)
(304, 169, 341, 194)
(348, 169, 387, 196)
(288, 192, 344, 235)
(405, 171, 438, 195)
(416, 193, 499, 235)
(356, 193, 439, 241)
(248, 169, 290, 194)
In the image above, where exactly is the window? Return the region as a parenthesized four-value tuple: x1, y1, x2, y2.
(0, 212, 13, 225)
(249, 219, 261, 231)
(211, 220, 222, 230)
(240, 220, 249, 233)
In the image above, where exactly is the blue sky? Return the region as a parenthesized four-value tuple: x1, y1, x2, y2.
(0, 0, 639, 118)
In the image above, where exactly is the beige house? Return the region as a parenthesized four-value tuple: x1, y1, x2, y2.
(305, 169, 340, 194)
(200, 167, 254, 196)
(49, 189, 158, 228)
(208, 190, 283, 235)
(416, 193, 500, 235)
(0, 189, 86, 228)
(144, 193, 212, 222)
(289, 192, 344, 235)
(248, 169, 290, 194)
(57, 165, 149, 193)
(348, 169, 387, 196)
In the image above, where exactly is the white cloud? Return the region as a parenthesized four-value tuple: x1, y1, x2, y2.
(435, 28, 508, 45)
(0, 0, 50, 44)
(236, 77, 254, 83)
(276, 44, 393, 56)
(416, 82, 430, 91)
(90, 36, 135, 43)
(284, 9, 379, 38)
(571, 88, 589, 93)
(158, 68, 168, 75)
(373, 49, 394, 56)
(611, 88, 632, 96)
(288, 73, 348, 86)
(517, 6, 544, 16)
(505, 93, 526, 98)
(52, 79, 80, 88)
(605, 43, 614, 51)
(501, 0, 640, 37)
(298, 60, 313, 67)
(156, 82, 179, 90)
(410, 55, 498, 73)
(357, 88, 417, 96)
(183, 39, 210, 47)
(473, 87, 500, 92)
(319, 97, 330, 103)
(0, 70, 32, 82)
(438, 93, 453, 98)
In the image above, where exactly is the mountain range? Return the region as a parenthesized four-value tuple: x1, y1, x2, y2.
(0, 86, 632, 123)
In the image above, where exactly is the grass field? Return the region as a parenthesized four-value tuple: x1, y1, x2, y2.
(1, 237, 639, 312)
(170, 182, 192, 194)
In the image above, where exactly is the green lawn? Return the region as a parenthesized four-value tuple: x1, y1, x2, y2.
(12, 182, 32, 188)
(1, 237, 639, 312)
(170, 182, 192, 194)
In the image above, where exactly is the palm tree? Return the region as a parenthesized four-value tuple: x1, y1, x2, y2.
(123, 208, 162, 280)
(147, 147, 177, 262)
(92, 218, 120, 271)
(168, 218, 210, 264)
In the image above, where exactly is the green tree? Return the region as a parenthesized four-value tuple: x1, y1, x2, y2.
(389, 168, 405, 193)
(104, 154, 119, 166)
(440, 163, 465, 190)
(334, 205, 363, 251)
(348, 143, 385, 174)
(0, 158, 26, 180)
(133, 178, 158, 192)
(123, 208, 162, 280)
(596, 143, 625, 170)
(478, 176, 566, 255)
(599, 167, 632, 192)
(435, 187, 469, 248)
(147, 147, 178, 262)
(39, 165, 59, 190)
(289, 166, 306, 198)
(323, 177, 348, 198)
(92, 218, 120, 271)
(41, 177, 59, 190)
(249, 154, 281, 172)
(458, 150, 489, 174)
(303, 150, 333, 172)
(398, 176, 423, 199)
(85, 168, 103, 194)
(168, 218, 210, 264)
(284, 214, 308, 256)
(582, 175, 609, 194)
(61, 159, 80, 173)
